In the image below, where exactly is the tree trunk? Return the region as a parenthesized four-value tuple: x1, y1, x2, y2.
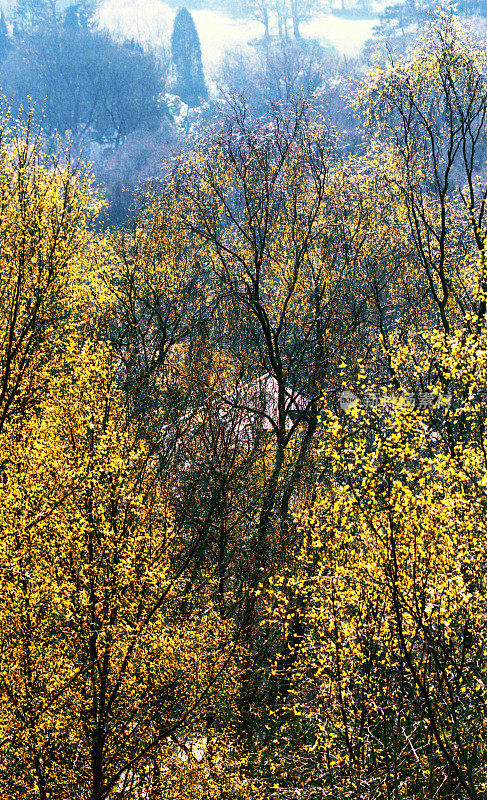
(263, 5, 269, 39)
(293, 13, 300, 37)
(92, 732, 104, 800)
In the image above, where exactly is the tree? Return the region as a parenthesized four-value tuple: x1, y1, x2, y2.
(0, 108, 96, 436)
(242, 19, 487, 799)
(357, 17, 487, 453)
(265, 331, 487, 798)
(1, 29, 166, 145)
(148, 101, 370, 750)
(226, 0, 321, 40)
(0, 119, 241, 800)
(288, 0, 320, 38)
(95, 38, 166, 146)
(224, 0, 272, 40)
(219, 38, 338, 113)
(171, 7, 207, 107)
(0, 337, 239, 800)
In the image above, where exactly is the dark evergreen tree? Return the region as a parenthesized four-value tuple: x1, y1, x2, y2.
(64, 4, 80, 30)
(171, 7, 207, 107)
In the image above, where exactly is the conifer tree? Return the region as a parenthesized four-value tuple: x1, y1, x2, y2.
(171, 7, 207, 107)
(63, 4, 80, 30)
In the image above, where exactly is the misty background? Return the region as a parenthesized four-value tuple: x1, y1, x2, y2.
(0, 0, 484, 224)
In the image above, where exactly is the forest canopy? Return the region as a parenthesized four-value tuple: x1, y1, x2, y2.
(1, 14, 487, 800)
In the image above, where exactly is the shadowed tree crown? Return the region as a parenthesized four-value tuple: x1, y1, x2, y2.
(171, 6, 207, 107)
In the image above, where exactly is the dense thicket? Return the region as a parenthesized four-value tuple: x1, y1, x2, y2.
(1, 15, 487, 800)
